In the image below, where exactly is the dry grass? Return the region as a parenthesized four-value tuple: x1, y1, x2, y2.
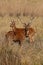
(0, 15, 43, 65)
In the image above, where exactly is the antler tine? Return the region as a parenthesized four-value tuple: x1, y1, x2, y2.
(22, 22, 27, 27)
(11, 19, 16, 25)
(27, 23, 30, 26)
(27, 22, 31, 27)
(10, 20, 15, 27)
(12, 20, 14, 23)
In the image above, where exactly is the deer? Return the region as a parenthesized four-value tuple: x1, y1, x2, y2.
(25, 23, 36, 43)
(5, 20, 26, 46)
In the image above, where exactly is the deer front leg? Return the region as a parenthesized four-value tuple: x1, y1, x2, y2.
(29, 35, 33, 43)
(29, 35, 35, 43)
(18, 40, 21, 46)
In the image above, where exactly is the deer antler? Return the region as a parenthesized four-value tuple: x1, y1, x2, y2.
(17, 16, 27, 27)
(10, 20, 15, 27)
(21, 22, 27, 27)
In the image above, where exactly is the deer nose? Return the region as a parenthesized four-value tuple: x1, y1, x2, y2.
(26, 35, 28, 37)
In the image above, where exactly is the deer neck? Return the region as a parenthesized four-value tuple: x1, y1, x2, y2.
(24, 28, 27, 37)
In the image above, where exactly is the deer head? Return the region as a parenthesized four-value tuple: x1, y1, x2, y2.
(26, 23, 31, 28)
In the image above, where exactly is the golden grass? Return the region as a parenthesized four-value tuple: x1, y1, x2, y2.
(0, 16, 43, 65)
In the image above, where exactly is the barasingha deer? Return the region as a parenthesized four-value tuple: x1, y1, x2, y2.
(5, 20, 26, 46)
